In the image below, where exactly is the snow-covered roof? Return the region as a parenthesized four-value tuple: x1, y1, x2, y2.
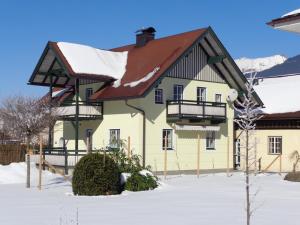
(282, 8, 300, 17)
(255, 75, 300, 114)
(57, 42, 128, 80)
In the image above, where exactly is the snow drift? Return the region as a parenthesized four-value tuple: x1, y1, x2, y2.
(0, 162, 60, 184)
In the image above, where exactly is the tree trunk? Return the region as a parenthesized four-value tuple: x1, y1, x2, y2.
(246, 129, 250, 225)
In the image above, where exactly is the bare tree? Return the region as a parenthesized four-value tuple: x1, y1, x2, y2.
(234, 74, 262, 225)
(0, 95, 58, 153)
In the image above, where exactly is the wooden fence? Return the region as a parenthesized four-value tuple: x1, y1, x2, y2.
(0, 144, 26, 165)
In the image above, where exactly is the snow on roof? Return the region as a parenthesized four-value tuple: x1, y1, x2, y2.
(255, 75, 300, 114)
(282, 8, 300, 17)
(57, 42, 128, 79)
(123, 67, 160, 88)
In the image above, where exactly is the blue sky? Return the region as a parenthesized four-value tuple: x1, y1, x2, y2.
(0, 1, 299, 99)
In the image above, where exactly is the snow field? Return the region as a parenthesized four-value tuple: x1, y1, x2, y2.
(0, 163, 299, 225)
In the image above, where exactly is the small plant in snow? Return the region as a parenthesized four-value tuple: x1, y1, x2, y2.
(234, 73, 262, 225)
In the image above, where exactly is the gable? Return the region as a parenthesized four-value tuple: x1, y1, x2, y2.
(166, 42, 225, 83)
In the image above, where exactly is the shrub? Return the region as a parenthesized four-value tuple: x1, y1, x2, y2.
(125, 172, 158, 192)
(72, 153, 121, 196)
(284, 172, 300, 182)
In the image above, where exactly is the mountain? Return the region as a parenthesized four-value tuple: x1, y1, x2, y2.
(256, 54, 300, 78)
(235, 55, 287, 74)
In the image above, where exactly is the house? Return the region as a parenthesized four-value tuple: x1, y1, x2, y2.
(236, 75, 300, 173)
(267, 8, 300, 33)
(28, 26, 262, 173)
(235, 10, 300, 173)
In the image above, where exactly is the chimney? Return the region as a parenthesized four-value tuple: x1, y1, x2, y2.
(136, 27, 156, 47)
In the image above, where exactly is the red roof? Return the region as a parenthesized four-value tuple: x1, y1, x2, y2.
(90, 28, 208, 100)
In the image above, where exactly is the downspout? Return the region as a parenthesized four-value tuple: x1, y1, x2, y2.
(125, 100, 146, 167)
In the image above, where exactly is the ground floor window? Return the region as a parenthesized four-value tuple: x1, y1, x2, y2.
(162, 129, 173, 150)
(268, 136, 282, 154)
(206, 131, 215, 150)
(109, 129, 120, 148)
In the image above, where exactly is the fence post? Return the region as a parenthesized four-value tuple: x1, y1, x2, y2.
(128, 136, 131, 159)
(279, 154, 282, 175)
(64, 141, 68, 175)
(258, 158, 261, 172)
(197, 133, 200, 178)
(164, 137, 167, 180)
(26, 154, 30, 188)
(38, 136, 43, 190)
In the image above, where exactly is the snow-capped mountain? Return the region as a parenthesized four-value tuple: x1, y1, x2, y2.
(235, 55, 287, 74)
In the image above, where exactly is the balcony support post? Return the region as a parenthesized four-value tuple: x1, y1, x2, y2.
(75, 78, 79, 156)
(48, 73, 53, 155)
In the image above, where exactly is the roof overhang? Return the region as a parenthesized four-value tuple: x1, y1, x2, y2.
(199, 28, 263, 106)
(28, 42, 115, 88)
(267, 14, 300, 34)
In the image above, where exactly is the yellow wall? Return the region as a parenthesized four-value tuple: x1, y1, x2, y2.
(236, 129, 300, 173)
(53, 76, 235, 172)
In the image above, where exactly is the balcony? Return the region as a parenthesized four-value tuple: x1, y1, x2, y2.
(54, 101, 103, 120)
(166, 100, 226, 123)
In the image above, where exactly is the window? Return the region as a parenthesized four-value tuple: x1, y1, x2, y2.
(173, 85, 183, 101)
(206, 131, 215, 150)
(162, 129, 173, 150)
(85, 88, 93, 102)
(155, 89, 163, 104)
(268, 136, 282, 154)
(86, 129, 93, 150)
(197, 87, 206, 102)
(109, 129, 120, 148)
(215, 94, 222, 103)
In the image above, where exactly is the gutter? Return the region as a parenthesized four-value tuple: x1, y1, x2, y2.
(125, 100, 146, 167)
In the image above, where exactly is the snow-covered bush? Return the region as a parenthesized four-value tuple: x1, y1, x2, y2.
(72, 153, 121, 196)
(110, 148, 158, 192)
(124, 171, 158, 192)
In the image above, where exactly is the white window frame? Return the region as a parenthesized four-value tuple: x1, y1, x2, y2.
(197, 87, 206, 102)
(155, 89, 163, 104)
(162, 129, 173, 150)
(215, 94, 222, 103)
(86, 129, 93, 150)
(85, 88, 93, 102)
(109, 129, 120, 148)
(206, 131, 216, 150)
(268, 136, 282, 154)
(173, 85, 183, 101)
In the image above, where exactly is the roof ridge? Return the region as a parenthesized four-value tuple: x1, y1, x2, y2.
(110, 27, 209, 51)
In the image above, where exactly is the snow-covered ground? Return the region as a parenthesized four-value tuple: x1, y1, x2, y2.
(0, 163, 299, 225)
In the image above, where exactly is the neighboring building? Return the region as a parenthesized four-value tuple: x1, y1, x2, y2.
(236, 75, 300, 172)
(235, 11, 300, 173)
(267, 8, 300, 33)
(28, 27, 262, 173)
